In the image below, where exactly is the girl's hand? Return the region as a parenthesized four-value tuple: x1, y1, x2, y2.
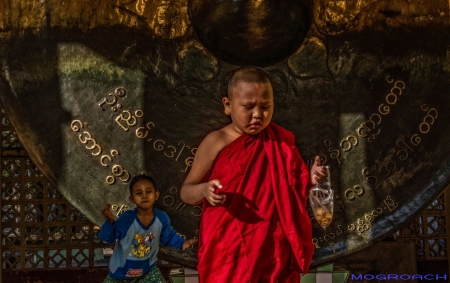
(101, 204, 114, 224)
(182, 238, 198, 250)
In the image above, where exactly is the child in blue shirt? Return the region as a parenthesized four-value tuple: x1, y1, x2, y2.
(99, 174, 196, 282)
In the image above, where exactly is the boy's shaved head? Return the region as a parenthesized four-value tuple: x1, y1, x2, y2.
(227, 66, 271, 98)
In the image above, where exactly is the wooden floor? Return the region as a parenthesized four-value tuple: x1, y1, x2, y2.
(2, 265, 177, 283)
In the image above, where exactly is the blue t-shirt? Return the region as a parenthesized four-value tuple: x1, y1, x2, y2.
(99, 208, 185, 280)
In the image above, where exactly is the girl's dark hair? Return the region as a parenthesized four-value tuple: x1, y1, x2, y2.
(128, 174, 157, 195)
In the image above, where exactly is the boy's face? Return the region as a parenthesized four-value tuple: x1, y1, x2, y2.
(129, 180, 160, 210)
(222, 81, 274, 135)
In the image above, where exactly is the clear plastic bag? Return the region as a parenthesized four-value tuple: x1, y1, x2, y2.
(309, 165, 333, 229)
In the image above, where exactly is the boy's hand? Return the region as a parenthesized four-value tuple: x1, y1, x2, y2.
(204, 179, 226, 206)
(101, 204, 114, 224)
(182, 237, 198, 250)
(310, 156, 327, 187)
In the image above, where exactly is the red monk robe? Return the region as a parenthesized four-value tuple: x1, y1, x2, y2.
(198, 123, 314, 283)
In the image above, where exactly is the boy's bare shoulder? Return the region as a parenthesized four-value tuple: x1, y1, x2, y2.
(200, 128, 231, 152)
(182, 126, 239, 185)
(199, 125, 237, 152)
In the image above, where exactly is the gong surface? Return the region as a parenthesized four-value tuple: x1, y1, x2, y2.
(0, 0, 449, 268)
(188, 0, 312, 66)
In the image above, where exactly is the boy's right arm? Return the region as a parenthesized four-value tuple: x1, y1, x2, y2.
(98, 204, 118, 244)
(180, 131, 227, 206)
(98, 218, 117, 244)
(102, 204, 114, 224)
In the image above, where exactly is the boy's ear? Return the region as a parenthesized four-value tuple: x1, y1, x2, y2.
(155, 191, 160, 201)
(129, 195, 135, 203)
(222, 97, 231, 116)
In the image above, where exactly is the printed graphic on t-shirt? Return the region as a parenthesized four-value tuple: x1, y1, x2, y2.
(126, 268, 143, 277)
(131, 232, 155, 258)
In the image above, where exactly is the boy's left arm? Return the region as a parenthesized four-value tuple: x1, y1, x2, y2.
(310, 156, 327, 187)
(181, 238, 197, 250)
(158, 211, 188, 250)
(158, 211, 197, 250)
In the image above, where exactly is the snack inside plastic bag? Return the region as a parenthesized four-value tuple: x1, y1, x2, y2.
(309, 166, 333, 229)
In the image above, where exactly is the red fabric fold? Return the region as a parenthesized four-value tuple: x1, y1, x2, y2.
(198, 123, 314, 283)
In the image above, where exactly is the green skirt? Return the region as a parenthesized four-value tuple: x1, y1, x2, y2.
(103, 265, 166, 283)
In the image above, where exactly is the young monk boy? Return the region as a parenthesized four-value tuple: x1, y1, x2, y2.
(180, 66, 326, 283)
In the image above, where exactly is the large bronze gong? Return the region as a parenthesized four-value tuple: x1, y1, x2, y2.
(0, 0, 449, 268)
